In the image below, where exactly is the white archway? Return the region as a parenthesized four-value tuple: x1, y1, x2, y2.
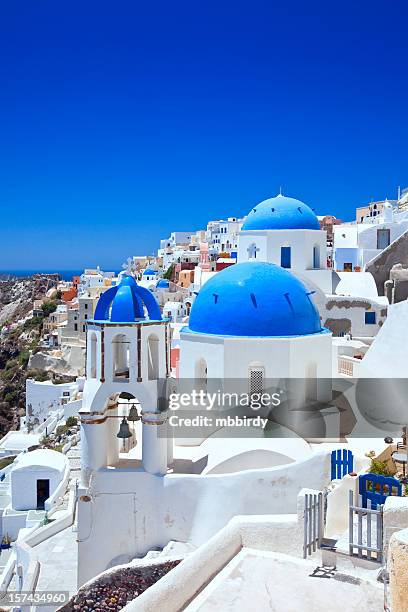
(112, 334, 130, 380)
(89, 332, 97, 379)
(147, 333, 160, 380)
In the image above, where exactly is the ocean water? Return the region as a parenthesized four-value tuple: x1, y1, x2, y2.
(0, 270, 82, 281)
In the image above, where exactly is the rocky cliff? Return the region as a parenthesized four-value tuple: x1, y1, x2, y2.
(0, 274, 72, 434)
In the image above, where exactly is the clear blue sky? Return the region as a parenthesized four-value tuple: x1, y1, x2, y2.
(1, 0, 407, 271)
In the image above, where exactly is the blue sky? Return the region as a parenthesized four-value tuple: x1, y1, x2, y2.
(1, 0, 407, 270)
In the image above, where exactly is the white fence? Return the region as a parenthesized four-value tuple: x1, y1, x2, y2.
(349, 490, 383, 563)
(303, 492, 323, 558)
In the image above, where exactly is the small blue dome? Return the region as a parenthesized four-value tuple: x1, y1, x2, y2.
(143, 268, 157, 276)
(186, 262, 323, 337)
(242, 194, 320, 231)
(156, 279, 170, 289)
(94, 275, 161, 323)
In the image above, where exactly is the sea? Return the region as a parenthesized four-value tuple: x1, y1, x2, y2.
(0, 270, 84, 281)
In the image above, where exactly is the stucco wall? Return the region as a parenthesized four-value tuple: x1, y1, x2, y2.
(77, 451, 331, 585)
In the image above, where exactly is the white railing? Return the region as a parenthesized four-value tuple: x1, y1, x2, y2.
(338, 354, 360, 377)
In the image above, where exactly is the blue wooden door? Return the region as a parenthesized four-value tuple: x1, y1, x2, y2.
(359, 473, 402, 509)
(281, 246, 291, 269)
(331, 449, 353, 480)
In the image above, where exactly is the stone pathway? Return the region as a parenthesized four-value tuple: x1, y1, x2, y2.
(66, 440, 81, 472)
(33, 525, 78, 612)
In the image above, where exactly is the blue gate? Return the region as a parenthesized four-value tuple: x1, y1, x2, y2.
(331, 449, 354, 480)
(359, 473, 402, 509)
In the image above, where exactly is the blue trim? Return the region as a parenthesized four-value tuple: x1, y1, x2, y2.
(181, 326, 331, 339)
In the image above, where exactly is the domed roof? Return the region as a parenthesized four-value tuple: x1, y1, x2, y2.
(186, 262, 323, 337)
(143, 268, 157, 276)
(242, 194, 320, 231)
(93, 275, 161, 323)
(156, 279, 170, 289)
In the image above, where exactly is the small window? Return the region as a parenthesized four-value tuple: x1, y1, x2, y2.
(343, 262, 353, 272)
(82, 325, 85, 332)
(74, 324, 78, 331)
(365, 312, 376, 325)
(281, 246, 291, 269)
(84, 314, 88, 319)
(85, 303, 88, 309)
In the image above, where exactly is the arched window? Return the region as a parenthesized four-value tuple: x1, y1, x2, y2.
(90, 332, 97, 378)
(313, 245, 320, 269)
(147, 334, 160, 380)
(112, 334, 130, 380)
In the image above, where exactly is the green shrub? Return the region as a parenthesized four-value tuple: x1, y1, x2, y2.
(369, 459, 392, 477)
(0, 456, 16, 470)
(66, 416, 78, 427)
(24, 316, 43, 330)
(19, 350, 30, 368)
(41, 301, 57, 317)
(3, 391, 18, 405)
(55, 424, 68, 437)
(163, 264, 174, 281)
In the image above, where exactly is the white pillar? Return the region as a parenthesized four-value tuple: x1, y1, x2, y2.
(80, 416, 108, 487)
(142, 411, 168, 475)
(106, 404, 119, 466)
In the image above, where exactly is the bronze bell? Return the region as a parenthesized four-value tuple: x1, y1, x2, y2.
(117, 417, 132, 439)
(128, 405, 140, 422)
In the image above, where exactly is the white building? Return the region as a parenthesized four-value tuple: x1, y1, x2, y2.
(78, 268, 117, 297)
(10, 449, 68, 512)
(138, 268, 159, 289)
(333, 200, 408, 272)
(235, 193, 388, 339)
(180, 261, 332, 400)
(206, 217, 243, 256)
(24, 378, 84, 431)
(76, 266, 338, 585)
(237, 194, 332, 294)
(162, 300, 186, 322)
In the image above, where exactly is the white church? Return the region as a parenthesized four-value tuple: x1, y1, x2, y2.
(76, 195, 347, 586)
(76, 193, 391, 589)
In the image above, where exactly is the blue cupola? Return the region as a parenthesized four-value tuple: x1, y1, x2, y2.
(93, 275, 162, 323)
(156, 279, 170, 289)
(242, 193, 320, 231)
(185, 262, 324, 337)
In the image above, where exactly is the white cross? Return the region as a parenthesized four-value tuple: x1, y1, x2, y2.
(247, 243, 260, 259)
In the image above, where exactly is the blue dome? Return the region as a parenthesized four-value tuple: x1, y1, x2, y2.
(186, 262, 323, 337)
(94, 276, 161, 323)
(242, 194, 320, 231)
(156, 279, 170, 289)
(143, 268, 157, 276)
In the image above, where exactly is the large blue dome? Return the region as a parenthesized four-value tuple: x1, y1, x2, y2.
(93, 275, 162, 323)
(242, 194, 320, 231)
(186, 262, 323, 337)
